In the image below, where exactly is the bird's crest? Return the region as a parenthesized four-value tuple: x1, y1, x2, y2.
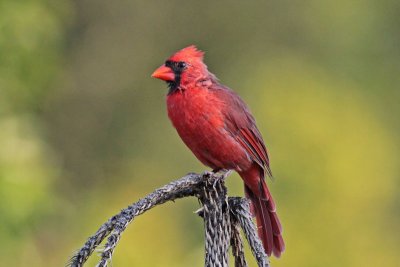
(169, 45, 205, 62)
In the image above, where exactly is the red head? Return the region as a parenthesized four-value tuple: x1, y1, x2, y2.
(152, 45, 210, 94)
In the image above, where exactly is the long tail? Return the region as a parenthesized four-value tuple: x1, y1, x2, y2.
(241, 167, 285, 257)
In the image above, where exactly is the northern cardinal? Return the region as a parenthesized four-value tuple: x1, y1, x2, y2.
(152, 46, 284, 257)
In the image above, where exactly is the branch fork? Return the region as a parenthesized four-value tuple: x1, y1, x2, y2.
(68, 172, 269, 267)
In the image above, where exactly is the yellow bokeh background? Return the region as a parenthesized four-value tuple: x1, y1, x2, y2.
(1, 1, 399, 266)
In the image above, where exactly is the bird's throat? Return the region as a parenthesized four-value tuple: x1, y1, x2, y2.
(167, 80, 181, 95)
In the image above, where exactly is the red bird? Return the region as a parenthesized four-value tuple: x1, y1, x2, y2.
(152, 46, 284, 257)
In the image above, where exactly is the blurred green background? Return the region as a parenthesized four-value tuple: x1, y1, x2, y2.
(1, 0, 399, 266)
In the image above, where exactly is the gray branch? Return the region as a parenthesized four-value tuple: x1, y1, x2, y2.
(229, 198, 269, 267)
(68, 171, 269, 267)
(229, 202, 248, 267)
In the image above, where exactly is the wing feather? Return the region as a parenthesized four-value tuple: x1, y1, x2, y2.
(211, 85, 272, 177)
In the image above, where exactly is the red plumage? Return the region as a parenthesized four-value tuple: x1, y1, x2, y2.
(152, 45, 284, 257)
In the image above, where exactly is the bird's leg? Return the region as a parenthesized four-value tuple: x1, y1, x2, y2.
(212, 169, 231, 179)
(220, 169, 232, 179)
(212, 168, 222, 173)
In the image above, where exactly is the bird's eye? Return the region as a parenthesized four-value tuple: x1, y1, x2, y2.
(177, 62, 187, 69)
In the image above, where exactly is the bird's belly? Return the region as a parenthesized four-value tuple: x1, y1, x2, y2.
(167, 91, 251, 171)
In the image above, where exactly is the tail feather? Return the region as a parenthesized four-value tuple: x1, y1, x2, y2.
(245, 181, 285, 257)
(261, 182, 282, 235)
(253, 193, 273, 253)
(273, 234, 285, 257)
(270, 212, 282, 235)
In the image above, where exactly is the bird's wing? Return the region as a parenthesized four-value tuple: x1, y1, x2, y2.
(211, 85, 272, 177)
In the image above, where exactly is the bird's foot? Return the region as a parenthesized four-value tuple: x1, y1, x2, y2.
(201, 169, 232, 188)
(214, 169, 231, 179)
(201, 170, 214, 178)
(211, 169, 231, 189)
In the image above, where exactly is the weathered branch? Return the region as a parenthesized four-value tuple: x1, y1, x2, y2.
(229, 199, 248, 267)
(229, 198, 269, 267)
(68, 171, 269, 267)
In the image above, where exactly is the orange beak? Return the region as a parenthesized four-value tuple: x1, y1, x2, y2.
(151, 65, 175, 81)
